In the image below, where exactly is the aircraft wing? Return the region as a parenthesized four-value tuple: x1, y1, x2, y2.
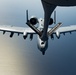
(0, 25, 35, 36)
(55, 25, 76, 33)
(48, 25, 76, 38)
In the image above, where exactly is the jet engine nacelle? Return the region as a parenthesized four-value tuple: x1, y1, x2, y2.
(29, 16, 38, 25)
(49, 11, 56, 25)
(56, 31, 60, 39)
(49, 18, 53, 25)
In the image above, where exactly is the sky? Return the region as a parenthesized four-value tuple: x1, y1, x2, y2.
(0, 0, 76, 75)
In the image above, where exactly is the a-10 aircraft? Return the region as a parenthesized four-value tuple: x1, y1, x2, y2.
(0, 10, 76, 55)
(0, 0, 76, 55)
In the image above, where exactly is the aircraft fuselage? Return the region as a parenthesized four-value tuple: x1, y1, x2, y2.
(37, 35, 48, 55)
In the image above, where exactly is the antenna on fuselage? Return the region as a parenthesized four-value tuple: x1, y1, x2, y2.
(26, 10, 29, 23)
(54, 11, 56, 24)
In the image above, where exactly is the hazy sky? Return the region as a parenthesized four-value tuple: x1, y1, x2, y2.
(0, 0, 76, 75)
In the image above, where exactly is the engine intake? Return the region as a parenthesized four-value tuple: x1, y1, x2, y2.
(49, 18, 53, 25)
(29, 17, 38, 25)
